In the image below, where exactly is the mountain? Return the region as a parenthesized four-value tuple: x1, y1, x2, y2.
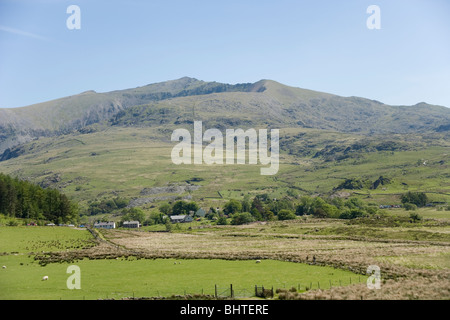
(1, 77, 449, 155)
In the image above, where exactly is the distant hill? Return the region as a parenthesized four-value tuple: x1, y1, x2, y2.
(1, 77, 449, 154)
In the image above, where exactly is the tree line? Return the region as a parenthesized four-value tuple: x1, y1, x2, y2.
(149, 194, 384, 226)
(0, 173, 78, 224)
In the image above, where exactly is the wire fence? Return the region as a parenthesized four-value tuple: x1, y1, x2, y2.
(63, 276, 367, 300)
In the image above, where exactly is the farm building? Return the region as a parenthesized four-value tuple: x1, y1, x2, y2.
(94, 221, 116, 229)
(169, 215, 193, 223)
(123, 221, 140, 228)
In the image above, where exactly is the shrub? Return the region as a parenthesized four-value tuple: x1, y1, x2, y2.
(277, 209, 296, 221)
(339, 208, 366, 219)
(403, 203, 417, 211)
(231, 212, 254, 225)
(216, 216, 228, 225)
(223, 199, 242, 215)
(409, 212, 422, 222)
(401, 192, 428, 207)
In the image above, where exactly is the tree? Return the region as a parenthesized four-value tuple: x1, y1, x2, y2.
(344, 198, 366, 210)
(269, 198, 295, 215)
(250, 208, 262, 221)
(263, 209, 275, 221)
(241, 195, 251, 213)
(251, 197, 264, 215)
(185, 201, 199, 214)
(401, 192, 428, 208)
(231, 212, 254, 225)
(277, 209, 296, 220)
(158, 202, 171, 215)
(339, 208, 366, 219)
(165, 220, 173, 232)
(295, 196, 314, 216)
(223, 199, 242, 215)
(172, 200, 187, 215)
(121, 207, 146, 224)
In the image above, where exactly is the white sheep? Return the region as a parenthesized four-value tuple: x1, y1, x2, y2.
(256, 260, 261, 264)
(2, 266, 6, 269)
(42, 276, 49, 281)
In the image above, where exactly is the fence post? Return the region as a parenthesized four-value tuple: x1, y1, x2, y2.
(215, 284, 217, 299)
(230, 284, 234, 298)
(255, 285, 257, 297)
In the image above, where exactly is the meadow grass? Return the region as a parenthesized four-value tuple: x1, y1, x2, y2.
(0, 226, 94, 254)
(0, 255, 365, 300)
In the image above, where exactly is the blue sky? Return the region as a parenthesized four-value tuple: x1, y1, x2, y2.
(0, 0, 449, 108)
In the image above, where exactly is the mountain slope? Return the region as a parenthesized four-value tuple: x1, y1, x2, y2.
(1, 77, 449, 154)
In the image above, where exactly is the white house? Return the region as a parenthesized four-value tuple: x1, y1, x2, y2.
(123, 221, 140, 228)
(94, 221, 116, 229)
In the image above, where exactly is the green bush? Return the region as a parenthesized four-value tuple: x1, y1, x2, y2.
(403, 203, 417, 211)
(409, 212, 422, 222)
(277, 209, 296, 220)
(223, 199, 242, 215)
(339, 208, 366, 219)
(231, 212, 254, 225)
(401, 192, 428, 207)
(216, 216, 228, 225)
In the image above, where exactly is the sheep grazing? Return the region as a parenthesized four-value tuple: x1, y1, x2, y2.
(256, 260, 261, 264)
(2, 266, 6, 269)
(42, 276, 49, 281)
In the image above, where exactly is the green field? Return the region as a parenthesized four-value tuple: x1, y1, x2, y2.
(0, 226, 366, 300)
(0, 226, 95, 254)
(0, 255, 364, 300)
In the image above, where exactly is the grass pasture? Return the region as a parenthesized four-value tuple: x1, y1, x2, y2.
(0, 255, 363, 300)
(0, 226, 95, 254)
(0, 226, 365, 300)
(1, 211, 449, 300)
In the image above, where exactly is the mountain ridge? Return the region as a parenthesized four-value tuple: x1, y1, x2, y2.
(0, 77, 449, 154)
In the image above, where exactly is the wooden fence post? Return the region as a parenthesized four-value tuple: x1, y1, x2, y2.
(215, 284, 217, 298)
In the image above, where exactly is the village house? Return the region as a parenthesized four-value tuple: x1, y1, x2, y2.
(93, 221, 116, 229)
(169, 215, 193, 223)
(123, 221, 141, 228)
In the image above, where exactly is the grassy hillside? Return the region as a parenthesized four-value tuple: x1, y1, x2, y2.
(0, 124, 448, 221)
(0, 77, 449, 222)
(1, 77, 449, 155)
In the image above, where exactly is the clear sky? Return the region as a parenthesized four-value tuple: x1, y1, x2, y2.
(0, 0, 449, 108)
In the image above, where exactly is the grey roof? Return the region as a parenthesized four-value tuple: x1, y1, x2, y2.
(170, 215, 187, 220)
